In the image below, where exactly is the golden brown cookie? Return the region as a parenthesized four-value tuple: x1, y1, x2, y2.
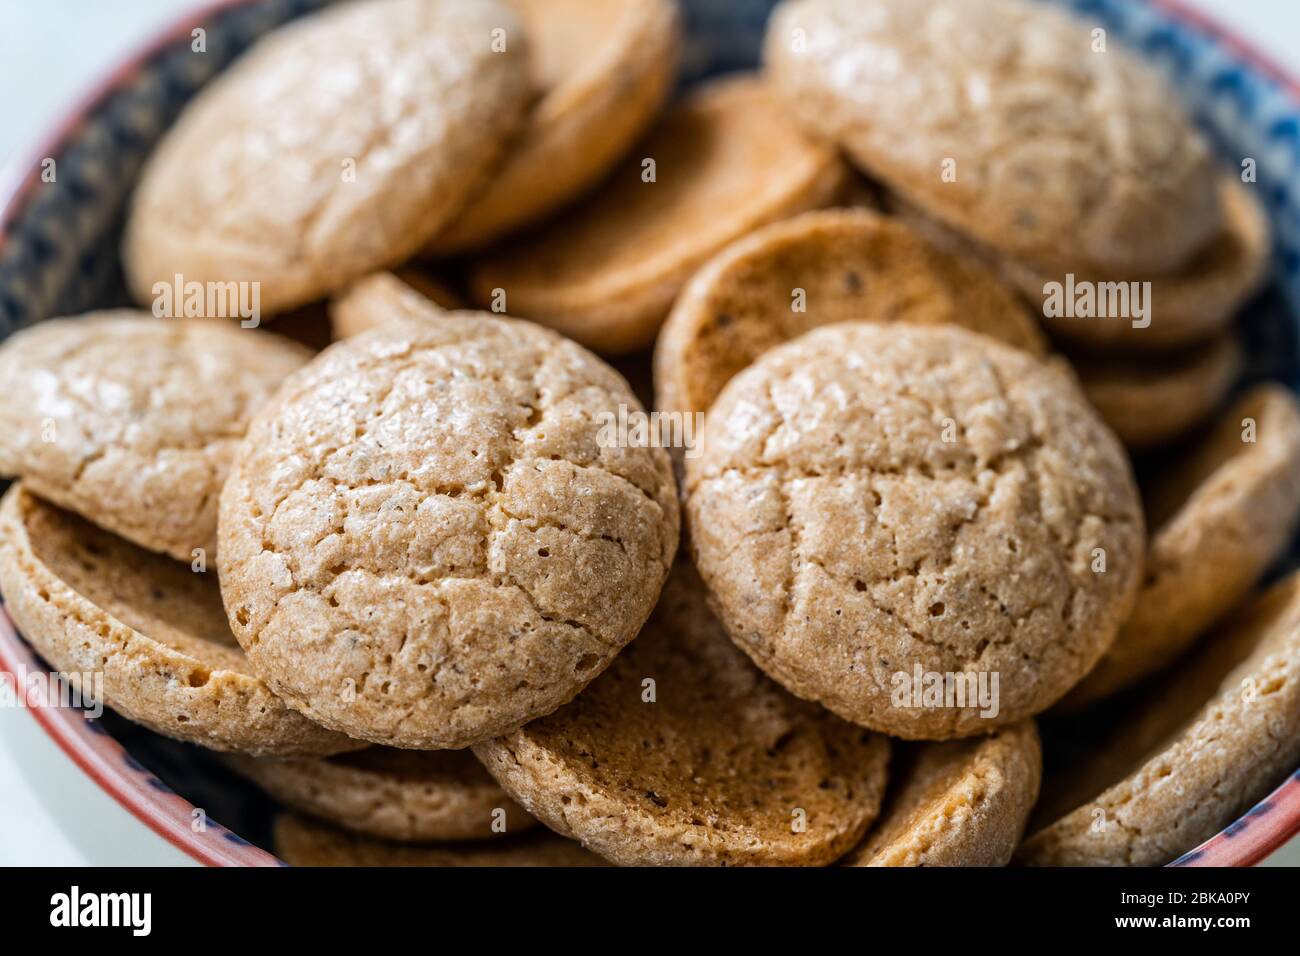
(1002, 178, 1272, 351)
(274, 814, 604, 867)
(426, 0, 681, 253)
(0, 486, 356, 756)
(225, 747, 535, 841)
(654, 208, 1048, 418)
(1063, 384, 1300, 708)
(329, 269, 464, 340)
(124, 0, 532, 314)
(1073, 335, 1243, 450)
(469, 74, 848, 354)
(474, 562, 890, 866)
(842, 720, 1040, 867)
(0, 312, 308, 561)
(218, 312, 679, 750)
(686, 323, 1145, 739)
(1020, 570, 1300, 866)
(764, 0, 1221, 277)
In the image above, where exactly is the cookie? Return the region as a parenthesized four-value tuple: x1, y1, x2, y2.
(841, 720, 1040, 867)
(1073, 335, 1243, 450)
(764, 0, 1221, 277)
(329, 269, 464, 341)
(225, 747, 535, 841)
(0, 312, 308, 561)
(653, 208, 1048, 419)
(274, 814, 604, 867)
(1020, 570, 1300, 866)
(474, 562, 890, 866)
(468, 74, 848, 354)
(1063, 384, 1300, 708)
(999, 178, 1272, 351)
(218, 311, 680, 750)
(426, 0, 681, 254)
(124, 0, 532, 315)
(0, 486, 356, 756)
(686, 323, 1145, 739)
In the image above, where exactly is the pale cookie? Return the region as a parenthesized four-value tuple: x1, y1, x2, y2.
(1000, 178, 1272, 351)
(0, 486, 356, 756)
(225, 747, 535, 841)
(426, 0, 681, 254)
(474, 562, 891, 867)
(0, 312, 309, 561)
(274, 814, 604, 867)
(764, 0, 1221, 277)
(469, 74, 848, 354)
(842, 720, 1040, 867)
(218, 312, 679, 750)
(654, 208, 1048, 419)
(124, 0, 532, 315)
(1063, 384, 1300, 708)
(686, 323, 1145, 739)
(1073, 335, 1243, 450)
(1020, 570, 1300, 866)
(329, 269, 464, 341)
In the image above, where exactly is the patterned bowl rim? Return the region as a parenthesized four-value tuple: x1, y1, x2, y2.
(0, 0, 1299, 868)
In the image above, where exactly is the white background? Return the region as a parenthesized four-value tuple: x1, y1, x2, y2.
(1, 0, 1299, 866)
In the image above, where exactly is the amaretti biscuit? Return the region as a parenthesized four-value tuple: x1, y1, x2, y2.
(274, 814, 603, 867)
(1064, 384, 1300, 708)
(329, 269, 464, 341)
(124, 0, 532, 314)
(654, 208, 1048, 419)
(427, 0, 681, 253)
(218, 311, 679, 750)
(225, 747, 535, 842)
(0, 486, 356, 756)
(474, 563, 891, 866)
(1073, 335, 1243, 450)
(764, 0, 1221, 277)
(469, 74, 848, 354)
(1020, 570, 1300, 866)
(0, 312, 308, 561)
(686, 323, 1145, 739)
(842, 720, 1040, 867)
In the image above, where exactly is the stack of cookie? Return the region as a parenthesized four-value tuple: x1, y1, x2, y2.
(2, 0, 1300, 867)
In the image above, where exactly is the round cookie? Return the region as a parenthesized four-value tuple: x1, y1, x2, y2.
(763, 0, 1221, 277)
(329, 269, 464, 341)
(225, 747, 535, 841)
(1063, 384, 1300, 708)
(218, 312, 680, 750)
(654, 207, 1048, 419)
(1000, 178, 1272, 351)
(124, 0, 532, 315)
(274, 814, 603, 867)
(1073, 335, 1243, 450)
(0, 312, 309, 561)
(686, 323, 1145, 739)
(0, 485, 357, 756)
(426, 0, 681, 254)
(841, 720, 1040, 867)
(1020, 570, 1300, 866)
(468, 74, 849, 354)
(474, 562, 891, 867)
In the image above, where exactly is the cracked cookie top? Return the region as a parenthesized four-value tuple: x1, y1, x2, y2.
(124, 0, 531, 315)
(685, 322, 1143, 739)
(0, 312, 310, 561)
(217, 309, 680, 750)
(763, 0, 1221, 276)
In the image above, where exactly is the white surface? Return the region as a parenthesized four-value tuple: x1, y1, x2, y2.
(2, 0, 1300, 867)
